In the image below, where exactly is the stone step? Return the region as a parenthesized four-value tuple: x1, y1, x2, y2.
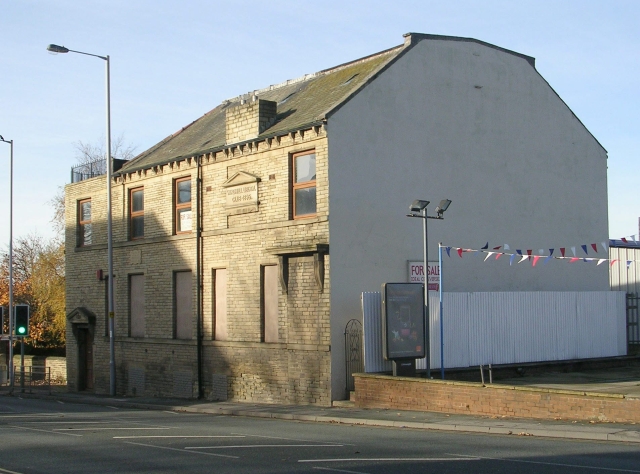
(332, 399, 355, 408)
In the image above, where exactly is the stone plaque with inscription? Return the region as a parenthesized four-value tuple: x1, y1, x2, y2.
(222, 171, 261, 216)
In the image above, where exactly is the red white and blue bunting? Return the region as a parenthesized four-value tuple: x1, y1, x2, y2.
(442, 236, 639, 268)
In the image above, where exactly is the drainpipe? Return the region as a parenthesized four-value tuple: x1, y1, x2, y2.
(196, 156, 204, 398)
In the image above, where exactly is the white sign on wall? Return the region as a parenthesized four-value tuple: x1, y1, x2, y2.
(180, 210, 192, 231)
(408, 261, 440, 292)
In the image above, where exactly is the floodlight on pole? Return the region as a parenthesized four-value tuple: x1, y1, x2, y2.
(47, 43, 116, 396)
(435, 199, 452, 216)
(0, 135, 14, 388)
(406, 198, 452, 379)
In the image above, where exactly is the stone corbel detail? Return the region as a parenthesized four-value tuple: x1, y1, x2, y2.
(278, 255, 289, 294)
(267, 243, 329, 293)
(314, 252, 325, 292)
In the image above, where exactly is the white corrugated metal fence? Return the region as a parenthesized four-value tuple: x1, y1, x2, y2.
(362, 291, 626, 373)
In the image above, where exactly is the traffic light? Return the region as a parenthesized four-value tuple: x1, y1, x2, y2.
(14, 305, 29, 337)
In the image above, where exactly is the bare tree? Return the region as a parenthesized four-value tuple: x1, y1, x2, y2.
(50, 134, 137, 238)
(71, 133, 138, 176)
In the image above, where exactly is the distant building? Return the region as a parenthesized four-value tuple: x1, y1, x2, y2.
(65, 33, 609, 404)
(610, 239, 640, 294)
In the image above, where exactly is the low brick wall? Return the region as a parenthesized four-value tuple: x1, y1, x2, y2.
(45, 357, 67, 382)
(354, 373, 640, 423)
(11, 356, 67, 383)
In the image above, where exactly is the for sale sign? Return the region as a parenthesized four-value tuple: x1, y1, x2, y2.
(408, 261, 440, 292)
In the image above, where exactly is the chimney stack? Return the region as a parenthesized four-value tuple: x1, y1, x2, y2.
(226, 98, 277, 145)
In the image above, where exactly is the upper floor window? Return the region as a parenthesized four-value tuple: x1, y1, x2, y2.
(78, 199, 92, 246)
(292, 150, 316, 219)
(130, 187, 144, 239)
(175, 177, 192, 234)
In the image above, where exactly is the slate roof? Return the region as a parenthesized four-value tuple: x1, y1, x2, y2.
(119, 43, 405, 174)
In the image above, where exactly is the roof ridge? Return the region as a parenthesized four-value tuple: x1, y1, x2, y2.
(223, 44, 404, 103)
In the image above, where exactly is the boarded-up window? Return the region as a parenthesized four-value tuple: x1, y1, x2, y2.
(175, 271, 193, 340)
(262, 265, 278, 343)
(129, 274, 145, 337)
(213, 268, 228, 341)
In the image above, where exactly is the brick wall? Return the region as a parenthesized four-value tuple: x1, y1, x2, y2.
(65, 126, 332, 404)
(354, 373, 640, 423)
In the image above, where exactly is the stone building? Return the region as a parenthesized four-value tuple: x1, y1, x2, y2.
(65, 33, 609, 404)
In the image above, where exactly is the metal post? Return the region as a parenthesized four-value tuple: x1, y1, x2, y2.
(9, 140, 13, 389)
(423, 208, 430, 379)
(439, 242, 445, 379)
(105, 55, 116, 397)
(47, 44, 116, 395)
(20, 338, 24, 392)
(0, 137, 14, 389)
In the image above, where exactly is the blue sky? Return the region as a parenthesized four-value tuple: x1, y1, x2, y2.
(1, 0, 638, 247)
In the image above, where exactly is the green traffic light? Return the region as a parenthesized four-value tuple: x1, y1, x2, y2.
(18, 327, 26, 334)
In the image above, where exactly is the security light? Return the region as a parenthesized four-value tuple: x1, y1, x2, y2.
(410, 200, 429, 213)
(435, 199, 452, 216)
(406, 197, 453, 379)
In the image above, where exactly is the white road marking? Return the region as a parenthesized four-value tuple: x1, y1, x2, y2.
(21, 421, 113, 424)
(187, 444, 343, 450)
(122, 441, 238, 458)
(299, 457, 480, 463)
(313, 467, 369, 474)
(56, 400, 64, 404)
(0, 414, 63, 419)
(52, 427, 171, 431)
(448, 453, 640, 473)
(114, 435, 245, 439)
(163, 411, 179, 414)
(9, 425, 82, 437)
(232, 432, 356, 446)
(0, 466, 23, 474)
(105, 406, 120, 410)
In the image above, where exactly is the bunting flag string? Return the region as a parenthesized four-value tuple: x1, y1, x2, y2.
(442, 244, 640, 267)
(441, 235, 640, 267)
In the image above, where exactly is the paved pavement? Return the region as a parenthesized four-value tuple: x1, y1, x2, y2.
(496, 365, 640, 398)
(3, 365, 640, 445)
(2, 388, 639, 445)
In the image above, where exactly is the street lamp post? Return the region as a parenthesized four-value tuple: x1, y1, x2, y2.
(47, 44, 116, 396)
(407, 199, 451, 379)
(0, 136, 14, 389)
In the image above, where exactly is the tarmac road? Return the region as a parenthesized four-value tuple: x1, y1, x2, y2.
(1, 396, 640, 473)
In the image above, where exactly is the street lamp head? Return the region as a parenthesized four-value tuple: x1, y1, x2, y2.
(410, 200, 430, 213)
(435, 199, 452, 217)
(47, 44, 69, 54)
